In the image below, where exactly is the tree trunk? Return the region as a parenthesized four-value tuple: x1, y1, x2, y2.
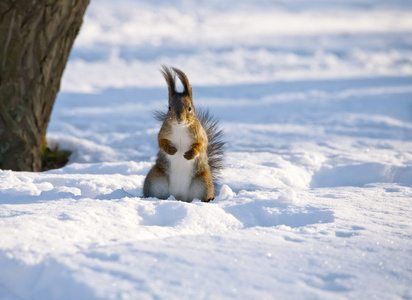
(0, 0, 89, 171)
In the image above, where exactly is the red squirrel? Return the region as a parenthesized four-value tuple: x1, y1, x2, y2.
(143, 66, 224, 202)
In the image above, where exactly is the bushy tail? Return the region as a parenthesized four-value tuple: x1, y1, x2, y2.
(154, 107, 225, 183)
(196, 108, 225, 183)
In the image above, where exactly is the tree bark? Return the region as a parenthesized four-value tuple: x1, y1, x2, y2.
(0, 0, 89, 171)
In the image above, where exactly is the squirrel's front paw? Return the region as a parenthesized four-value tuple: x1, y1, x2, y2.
(184, 149, 196, 160)
(165, 144, 177, 155)
(160, 138, 177, 155)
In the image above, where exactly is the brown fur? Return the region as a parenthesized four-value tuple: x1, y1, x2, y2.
(143, 66, 217, 202)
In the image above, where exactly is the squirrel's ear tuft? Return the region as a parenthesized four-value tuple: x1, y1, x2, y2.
(160, 65, 176, 98)
(172, 67, 193, 99)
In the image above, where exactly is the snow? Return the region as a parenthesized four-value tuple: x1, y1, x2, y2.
(1, 0, 412, 299)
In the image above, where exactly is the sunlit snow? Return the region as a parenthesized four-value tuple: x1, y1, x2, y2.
(1, 0, 411, 299)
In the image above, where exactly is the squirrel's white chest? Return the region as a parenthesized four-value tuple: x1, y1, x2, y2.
(167, 125, 195, 200)
(169, 125, 192, 154)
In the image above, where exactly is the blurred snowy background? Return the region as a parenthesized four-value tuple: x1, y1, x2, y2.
(1, 0, 412, 299)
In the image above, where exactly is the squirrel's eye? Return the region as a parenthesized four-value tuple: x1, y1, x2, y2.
(168, 106, 171, 111)
(188, 107, 192, 112)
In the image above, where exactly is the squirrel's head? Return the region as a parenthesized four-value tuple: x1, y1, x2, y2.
(161, 65, 196, 126)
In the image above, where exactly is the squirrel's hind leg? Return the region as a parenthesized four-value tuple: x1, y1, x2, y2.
(143, 165, 170, 199)
(189, 171, 215, 202)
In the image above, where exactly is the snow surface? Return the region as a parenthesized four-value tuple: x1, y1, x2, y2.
(1, 0, 412, 299)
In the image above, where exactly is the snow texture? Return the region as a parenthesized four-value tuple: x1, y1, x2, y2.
(1, 0, 412, 299)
